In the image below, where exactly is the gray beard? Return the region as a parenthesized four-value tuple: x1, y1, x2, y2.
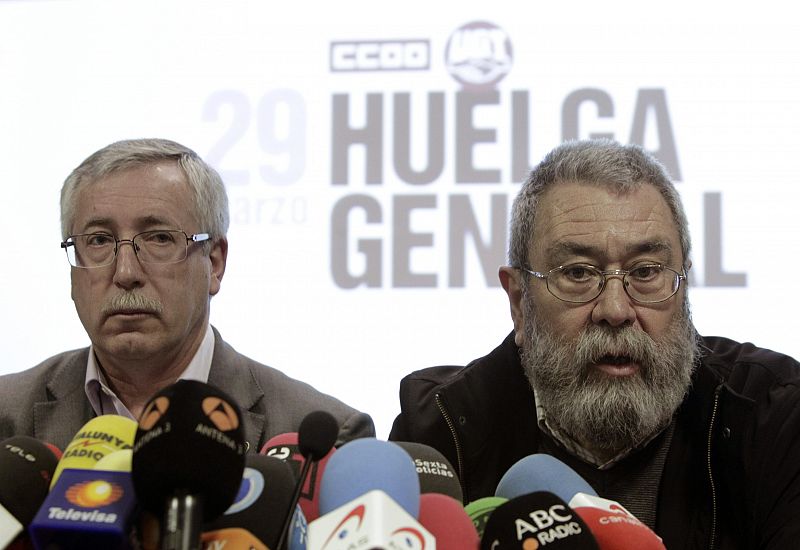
(521, 297, 698, 457)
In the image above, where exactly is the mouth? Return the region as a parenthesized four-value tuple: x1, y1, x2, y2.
(591, 354, 640, 377)
(106, 309, 157, 318)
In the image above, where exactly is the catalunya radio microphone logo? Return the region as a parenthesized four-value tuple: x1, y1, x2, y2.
(65, 479, 124, 508)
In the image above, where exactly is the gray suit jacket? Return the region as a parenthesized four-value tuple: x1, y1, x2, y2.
(0, 327, 375, 452)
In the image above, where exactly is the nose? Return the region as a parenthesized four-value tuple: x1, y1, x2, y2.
(590, 275, 636, 327)
(112, 240, 145, 290)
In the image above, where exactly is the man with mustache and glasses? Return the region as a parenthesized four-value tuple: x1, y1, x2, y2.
(390, 140, 800, 549)
(0, 138, 374, 452)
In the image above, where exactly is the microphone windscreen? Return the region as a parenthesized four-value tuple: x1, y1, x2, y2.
(495, 454, 597, 503)
(0, 436, 61, 526)
(204, 454, 296, 549)
(418, 493, 479, 549)
(298, 411, 339, 460)
(93, 449, 132, 472)
(29, 468, 138, 550)
(132, 380, 246, 521)
(51, 415, 137, 488)
(318, 438, 420, 518)
(260, 432, 332, 522)
(393, 441, 463, 502)
(570, 493, 666, 549)
(464, 496, 507, 538)
(481, 491, 599, 549)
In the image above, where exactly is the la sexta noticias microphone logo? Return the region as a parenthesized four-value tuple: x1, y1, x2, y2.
(203, 396, 240, 431)
(65, 480, 124, 508)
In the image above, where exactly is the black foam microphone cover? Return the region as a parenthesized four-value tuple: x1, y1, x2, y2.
(393, 441, 463, 503)
(297, 411, 339, 460)
(276, 410, 339, 550)
(132, 380, 247, 522)
(203, 454, 297, 549)
(481, 491, 599, 550)
(0, 436, 60, 525)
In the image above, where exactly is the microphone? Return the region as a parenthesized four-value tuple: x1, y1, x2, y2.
(28, 417, 140, 549)
(50, 415, 138, 488)
(275, 411, 339, 550)
(418, 493, 479, 549)
(497, 453, 665, 549)
(464, 496, 507, 538)
(259, 430, 335, 522)
(307, 490, 434, 550)
(308, 439, 434, 550)
(392, 441, 463, 502)
(318, 439, 420, 518)
(495, 453, 597, 502)
(481, 491, 599, 549)
(569, 493, 666, 550)
(132, 380, 246, 550)
(202, 454, 297, 549)
(29, 466, 138, 550)
(0, 436, 61, 548)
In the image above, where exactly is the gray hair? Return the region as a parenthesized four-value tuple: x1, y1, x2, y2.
(509, 139, 691, 270)
(60, 138, 229, 242)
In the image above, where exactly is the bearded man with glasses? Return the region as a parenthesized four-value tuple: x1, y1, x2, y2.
(390, 140, 800, 549)
(0, 138, 374, 452)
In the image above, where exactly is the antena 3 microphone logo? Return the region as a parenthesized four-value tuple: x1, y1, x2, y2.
(203, 397, 240, 431)
(139, 396, 170, 431)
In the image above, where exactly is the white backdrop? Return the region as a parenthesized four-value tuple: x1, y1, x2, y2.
(1, 1, 798, 438)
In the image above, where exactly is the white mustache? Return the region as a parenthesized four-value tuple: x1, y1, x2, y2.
(574, 325, 656, 369)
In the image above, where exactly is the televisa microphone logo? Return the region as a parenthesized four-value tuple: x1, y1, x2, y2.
(65, 479, 124, 508)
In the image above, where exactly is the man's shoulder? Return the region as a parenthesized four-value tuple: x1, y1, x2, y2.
(699, 334, 800, 393)
(208, 331, 375, 444)
(0, 347, 88, 396)
(399, 331, 520, 393)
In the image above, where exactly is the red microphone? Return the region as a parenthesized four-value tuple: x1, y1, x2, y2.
(418, 493, 479, 549)
(569, 493, 665, 549)
(260, 431, 335, 523)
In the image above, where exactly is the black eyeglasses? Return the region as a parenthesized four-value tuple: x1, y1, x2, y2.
(60, 230, 210, 268)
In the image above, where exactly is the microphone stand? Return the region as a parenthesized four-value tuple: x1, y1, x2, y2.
(161, 491, 203, 550)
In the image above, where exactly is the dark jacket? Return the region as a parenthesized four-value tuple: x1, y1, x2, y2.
(389, 332, 800, 550)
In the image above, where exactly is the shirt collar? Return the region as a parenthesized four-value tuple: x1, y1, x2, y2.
(84, 324, 215, 420)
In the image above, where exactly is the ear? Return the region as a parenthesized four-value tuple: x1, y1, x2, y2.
(499, 266, 526, 347)
(208, 237, 228, 296)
